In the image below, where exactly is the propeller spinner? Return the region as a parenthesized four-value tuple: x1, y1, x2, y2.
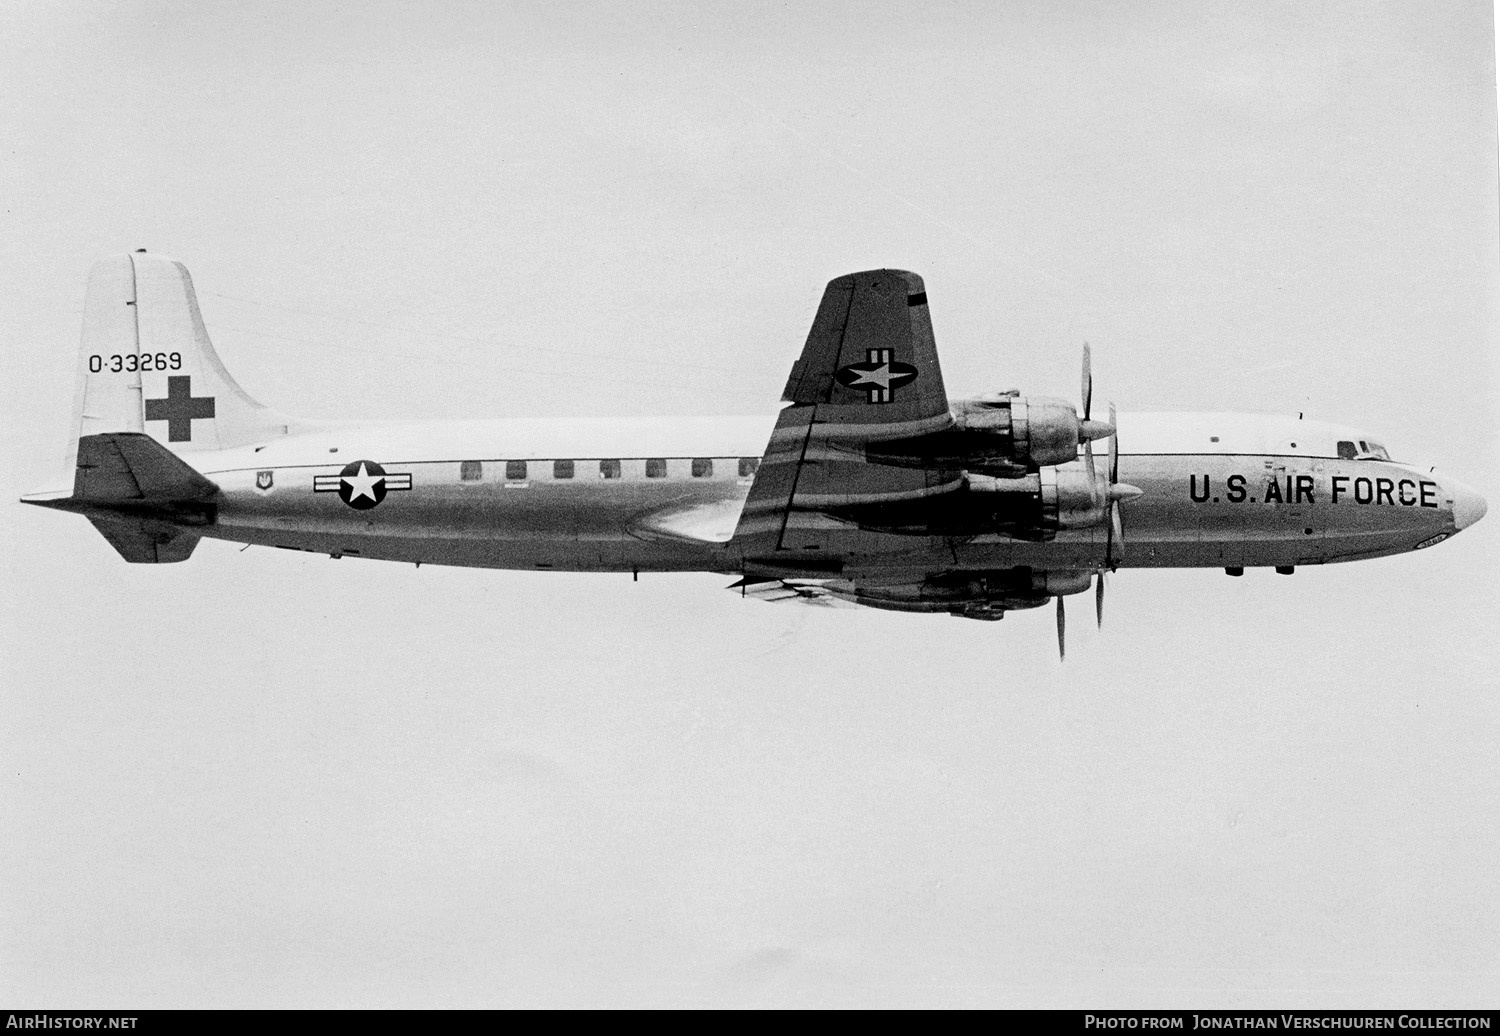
(1077, 343, 1114, 444)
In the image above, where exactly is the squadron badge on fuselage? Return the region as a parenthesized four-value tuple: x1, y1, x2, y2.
(314, 460, 413, 510)
(835, 348, 919, 404)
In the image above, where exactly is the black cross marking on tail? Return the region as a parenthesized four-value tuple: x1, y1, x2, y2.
(144, 376, 215, 442)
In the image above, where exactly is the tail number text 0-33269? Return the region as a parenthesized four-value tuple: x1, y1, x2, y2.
(87, 352, 183, 373)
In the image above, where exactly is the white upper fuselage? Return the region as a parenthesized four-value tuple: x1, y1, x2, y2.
(189, 410, 1476, 574)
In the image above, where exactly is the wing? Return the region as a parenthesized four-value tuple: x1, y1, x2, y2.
(734, 270, 960, 551)
(780, 269, 950, 435)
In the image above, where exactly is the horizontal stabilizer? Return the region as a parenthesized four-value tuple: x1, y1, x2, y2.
(21, 433, 219, 564)
(74, 432, 219, 502)
(87, 515, 200, 564)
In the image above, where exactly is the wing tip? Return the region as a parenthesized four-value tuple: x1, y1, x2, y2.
(826, 268, 926, 298)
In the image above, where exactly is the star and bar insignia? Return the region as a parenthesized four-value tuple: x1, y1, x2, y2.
(834, 348, 919, 404)
(314, 460, 413, 510)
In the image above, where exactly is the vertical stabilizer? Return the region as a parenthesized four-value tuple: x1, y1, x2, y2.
(67, 252, 297, 472)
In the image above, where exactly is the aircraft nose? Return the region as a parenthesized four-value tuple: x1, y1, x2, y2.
(1451, 478, 1487, 531)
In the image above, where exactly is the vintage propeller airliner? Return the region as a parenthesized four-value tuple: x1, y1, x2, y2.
(23, 252, 1486, 656)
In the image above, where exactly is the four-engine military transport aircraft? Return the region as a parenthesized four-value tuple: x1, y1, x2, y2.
(22, 252, 1488, 656)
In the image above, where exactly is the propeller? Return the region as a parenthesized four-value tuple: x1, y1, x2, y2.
(1108, 400, 1118, 483)
(1102, 401, 1141, 570)
(1104, 400, 1120, 569)
(1081, 344, 1101, 495)
(1094, 385, 1142, 634)
(1077, 343, 1114, 444)
(1081, 342, 1093, 422)
(1060, 347, 1140, 660)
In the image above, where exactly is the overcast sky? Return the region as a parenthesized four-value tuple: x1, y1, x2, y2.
(3, 0, 1497, 1008)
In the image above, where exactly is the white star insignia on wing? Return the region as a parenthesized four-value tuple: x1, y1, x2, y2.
(848, 363, 898, 390)
(342, 463, 384, 502)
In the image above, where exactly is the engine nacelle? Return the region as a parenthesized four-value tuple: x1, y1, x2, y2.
(950, 394, 1105, 470)
(1029, 569, 1094, 596)
(869, 395, 1112, 478)
(1039, 466, 1106, 529)
(963, 466, 1108, 532)
(1010, 396, 1084, 468)
(851, 567, 1096, 619)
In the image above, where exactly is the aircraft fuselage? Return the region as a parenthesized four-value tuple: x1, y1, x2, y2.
(190, 410, 1468, 575)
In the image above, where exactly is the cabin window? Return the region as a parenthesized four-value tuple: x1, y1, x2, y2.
(460, 460, 483, 481)
(645, 458, 667, 478)
(1365, 441, 1390, 461)
(553, 459, 574, 480)
(505, 460, 527, 481)
(1337, 441, 1357, 460)
(599, 459, 621, 479)
(739, 457, 760, 477)
(691, 458, 713, 478)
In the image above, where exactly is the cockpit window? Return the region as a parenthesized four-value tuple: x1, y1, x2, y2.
(1340, 439, 1391, 461)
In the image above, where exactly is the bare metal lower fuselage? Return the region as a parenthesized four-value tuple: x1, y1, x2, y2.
(191, 411, 1467, 576)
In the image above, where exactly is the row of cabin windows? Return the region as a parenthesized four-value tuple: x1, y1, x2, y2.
(459, 458, 761, 482)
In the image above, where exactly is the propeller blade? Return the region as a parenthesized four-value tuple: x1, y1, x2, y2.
(1096, 571, 1105, 628)
(1109, 401, 1119, 485)
(1085, 437, 1096, 484)
(1110, 503, 1124, 565)
(1103, 498, 1115, 568)
(1081, 342, 1093, 421)
(1056, 595, 1066, 660)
